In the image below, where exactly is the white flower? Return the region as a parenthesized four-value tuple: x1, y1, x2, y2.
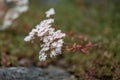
(39, 52, 47, 61)
(24, 36, 31, 42)
(16, 6, 28, 13)
(51, 39, 63, 48)
(58, 39, 64, 43)
(45, 8, 55, 18)
(3, 20, 12, 27)
(16, 0, 29, 5)
(50, 50, 57, 57)
(55, 47, 62, 54)
(24, 8, 65, 61)
(52, 30, 66, 39)
(37, 19, 54, 37)
(50, 47, 62, 58)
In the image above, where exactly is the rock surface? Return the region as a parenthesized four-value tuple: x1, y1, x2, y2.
(0, 66, 76, 80)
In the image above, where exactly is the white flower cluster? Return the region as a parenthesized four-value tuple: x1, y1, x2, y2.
(0, 0, 29, 30)
(45, 8, 55, 18)
(24, 8, 66, 61)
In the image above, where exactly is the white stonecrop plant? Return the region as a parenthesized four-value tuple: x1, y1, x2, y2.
(24, 8, 66, 61)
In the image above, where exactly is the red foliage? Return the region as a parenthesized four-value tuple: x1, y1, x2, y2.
(65, 32, 97, 54)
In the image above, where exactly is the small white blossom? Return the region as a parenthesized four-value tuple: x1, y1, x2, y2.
(2, 20, 12, 28)
(24, 36, 31, 42)
(51, 39, 63, 48)
(45, 8, 55, 18)
(55, 47, 62, 54)
(16, 6, 28, 13)
(50, 50, 57, 57)
(16, 0, 28, 5)
(39, 52, 47, 61)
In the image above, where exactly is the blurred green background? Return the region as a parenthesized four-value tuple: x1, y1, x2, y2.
(0, 0, 120, 79)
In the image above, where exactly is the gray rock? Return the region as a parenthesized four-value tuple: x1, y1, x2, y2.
(0, 66, 77, 80)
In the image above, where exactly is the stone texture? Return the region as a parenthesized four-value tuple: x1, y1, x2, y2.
(0, 66, 77, 80)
